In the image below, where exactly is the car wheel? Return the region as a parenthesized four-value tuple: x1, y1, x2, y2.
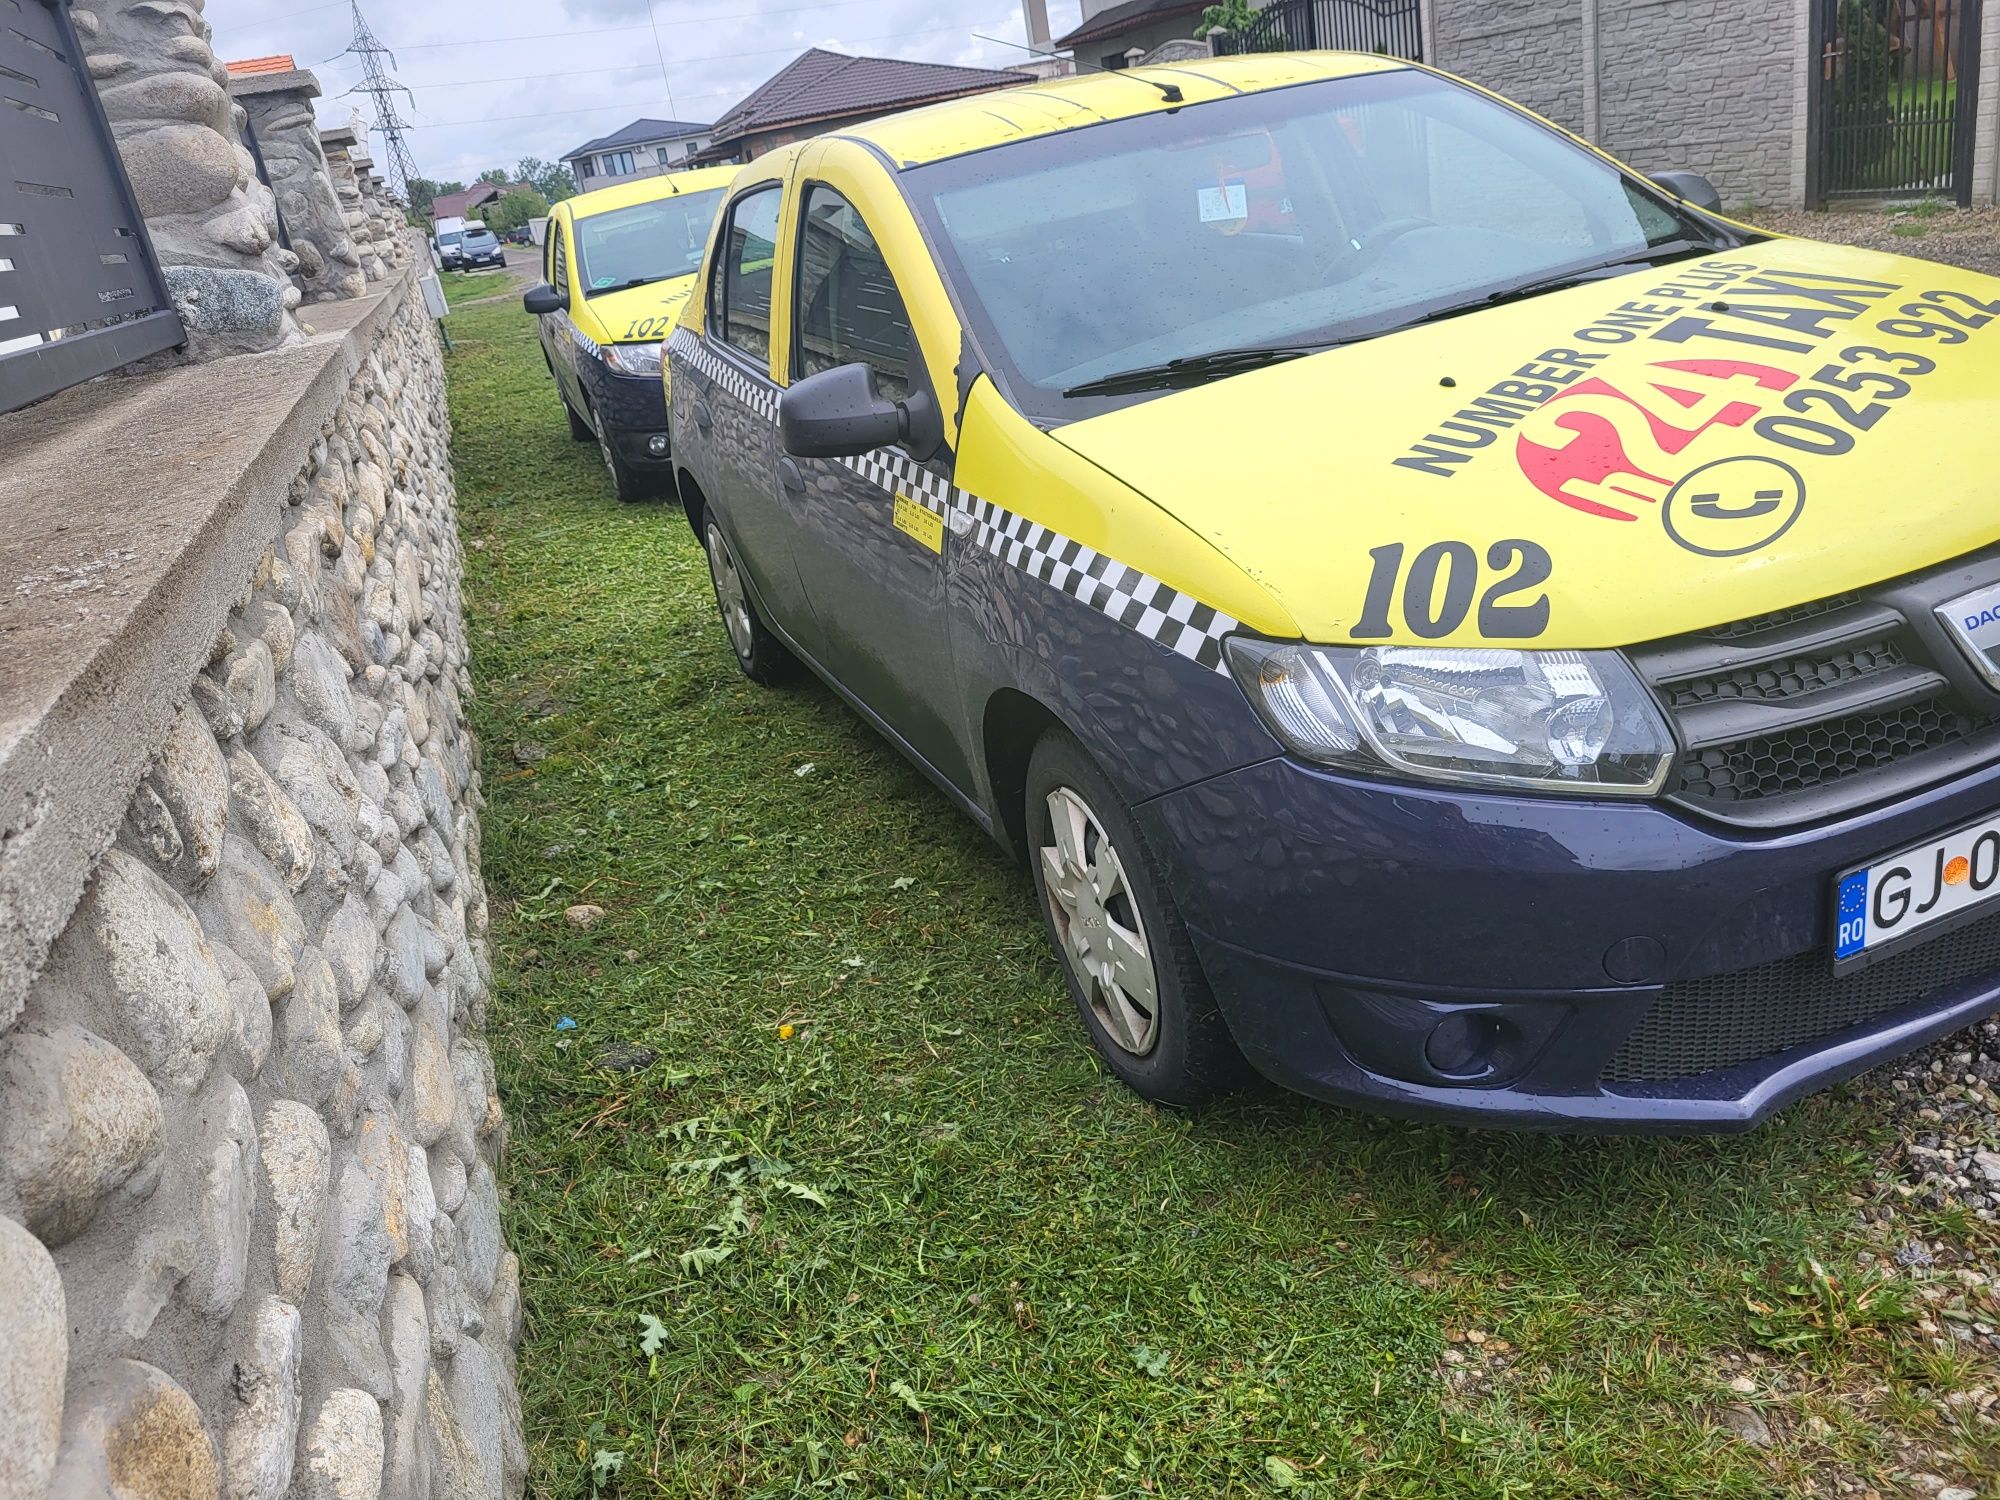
(703, 517, 794, 684)
(596, 422, 655, 503)
(1027, 730, 1247, 1109)
(561, 394, 592, 442)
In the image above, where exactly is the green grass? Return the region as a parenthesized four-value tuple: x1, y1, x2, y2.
(446, 299, 2000, 1497)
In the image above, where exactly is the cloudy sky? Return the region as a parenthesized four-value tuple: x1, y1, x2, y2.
(201, 0, 1078, 188)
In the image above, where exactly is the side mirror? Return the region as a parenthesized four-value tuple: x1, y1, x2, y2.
(780, 363, 943, 461)
(1651, 170, 1723, 213)
(523, 282, 566, 315)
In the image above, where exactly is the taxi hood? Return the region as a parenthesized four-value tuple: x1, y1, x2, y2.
(574, 272, 697, 345)
(1048, 239, 2000, 649)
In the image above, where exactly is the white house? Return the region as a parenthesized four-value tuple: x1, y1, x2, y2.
(562, 118, 713, 194)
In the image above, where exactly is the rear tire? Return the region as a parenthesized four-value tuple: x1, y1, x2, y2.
(703, 517, 794, 684)
(1026, 730, 1247, 1109)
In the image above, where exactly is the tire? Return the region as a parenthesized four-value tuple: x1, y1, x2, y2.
(596, 420, 656, 503)
(1026, 730, 1247, 1109)
(702, 516, 795, 684)
(562, 394, 592, 442)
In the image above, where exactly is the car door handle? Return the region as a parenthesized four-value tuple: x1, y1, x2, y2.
(777, 458, 806, 496)
(693, 400, 713, 433)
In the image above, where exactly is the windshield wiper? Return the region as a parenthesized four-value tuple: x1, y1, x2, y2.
(1480, 239, 1717, 309)
(1061, 342, 1337, 399)
(1057, 241, 1725, 399)
(585, 274, 672, 297)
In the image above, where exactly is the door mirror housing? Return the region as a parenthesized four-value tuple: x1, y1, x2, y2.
(1651, 170, 1723, 213)
(780, 363, 943, 462)
(523, 282, 567, 315)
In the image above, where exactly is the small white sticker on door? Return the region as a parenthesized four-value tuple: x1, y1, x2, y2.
(1197, 183, 1248, 223)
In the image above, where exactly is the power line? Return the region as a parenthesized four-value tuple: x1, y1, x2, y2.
(364, 26, 973, 93)
(357, 0, 913, 54)
(338, 1, 421, 200)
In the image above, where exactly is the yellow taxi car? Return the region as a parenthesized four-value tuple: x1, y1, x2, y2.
(524, 165, 738, 499)
(666, 53, 2000, 1131)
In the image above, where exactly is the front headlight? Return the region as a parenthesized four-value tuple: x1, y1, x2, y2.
(1225, 639, 1676, 796)
(603, 340, 663, 377)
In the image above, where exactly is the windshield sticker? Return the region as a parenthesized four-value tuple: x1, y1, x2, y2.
(592, 275, 617, 289)
(1197, 183, 1248, 223)
(1391, 261, 1997, 565)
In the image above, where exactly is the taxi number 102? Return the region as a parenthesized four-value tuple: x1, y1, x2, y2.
(1355, 538, 1554, 640)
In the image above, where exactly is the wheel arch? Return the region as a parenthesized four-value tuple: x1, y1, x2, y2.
(981, 687, 1070, 867)
(674, 466, 708, 540)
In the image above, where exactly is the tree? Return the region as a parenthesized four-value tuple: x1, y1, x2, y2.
(477, 167, 511, 186)
(514, 157, 577, 205)
(484, 189, 551, 235)
(405, 177, 465, 219)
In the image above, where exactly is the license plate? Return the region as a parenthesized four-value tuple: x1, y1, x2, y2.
(1834, 811, 2000, 968)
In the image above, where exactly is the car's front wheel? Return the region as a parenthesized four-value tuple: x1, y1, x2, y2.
(703, 518, 794, 684)
(1027, 730, 1247, 1109)
(596, 423, 655, 503)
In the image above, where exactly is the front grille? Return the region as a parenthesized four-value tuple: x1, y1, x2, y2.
(1630, 578, 2000, 824)
(1662, 639, 1907, 710)
(1675, 699, 1988, 804)
(1604, 909, 2000, 1083)
(1700, 592, 1863, 642)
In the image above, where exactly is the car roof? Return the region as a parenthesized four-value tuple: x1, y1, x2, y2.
(563, 163, 743, 219)
(826, 51, 1412, 169)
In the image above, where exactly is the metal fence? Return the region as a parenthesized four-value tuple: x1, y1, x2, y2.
(1, 0, 183, 415)
(1212, 0, 1424, 58)
(1808, 0, 1986, 205)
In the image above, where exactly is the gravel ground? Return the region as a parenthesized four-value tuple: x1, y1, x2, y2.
(1753, 203, 2000, 279)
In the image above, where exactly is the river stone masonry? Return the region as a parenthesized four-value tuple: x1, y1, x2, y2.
(0, 278, 524, 1500)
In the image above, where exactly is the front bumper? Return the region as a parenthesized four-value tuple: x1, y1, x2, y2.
(580, 359, 672, 470)
(1142, 753, 2000, 1131)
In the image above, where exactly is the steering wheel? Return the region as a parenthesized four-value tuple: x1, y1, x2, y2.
(1346, 216, 1438, 271)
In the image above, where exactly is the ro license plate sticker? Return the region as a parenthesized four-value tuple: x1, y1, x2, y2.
(1835, 811, 2000, 964)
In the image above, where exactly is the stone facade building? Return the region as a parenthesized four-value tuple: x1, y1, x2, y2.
(1042, 0, 2000, 208)
(1416, 0, 2000, 209)
(0, 6, 521, 1499)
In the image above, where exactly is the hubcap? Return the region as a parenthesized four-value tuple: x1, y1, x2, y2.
(1040, 786, 1160, 1057)
(706, 522, 754, 660)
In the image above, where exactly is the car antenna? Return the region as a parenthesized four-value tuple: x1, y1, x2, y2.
(972, 32, 1183, 104)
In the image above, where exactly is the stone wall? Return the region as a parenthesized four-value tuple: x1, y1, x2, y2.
(0, 269, 523, 1500)
(1425, 0, 1807, 209)
(1427, 0, 1588, 147)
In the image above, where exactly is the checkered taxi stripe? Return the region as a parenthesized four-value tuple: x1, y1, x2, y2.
(559, 312, 603, 360)
(667, 328, 1238, 674)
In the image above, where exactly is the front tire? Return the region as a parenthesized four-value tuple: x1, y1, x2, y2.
(596, 421, 655, 503)
(1026, 730, 1246, 1109)
(703, 518, 794, 684)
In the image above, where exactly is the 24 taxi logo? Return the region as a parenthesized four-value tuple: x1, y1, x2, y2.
(1398, 262, 2000, 561)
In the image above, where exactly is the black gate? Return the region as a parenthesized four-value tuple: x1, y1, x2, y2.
(1808, 0, 1985, 205)
(1212, 0, 1423, 59)
(1, 0, 183, 415)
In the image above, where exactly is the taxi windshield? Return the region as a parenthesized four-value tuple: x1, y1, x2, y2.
(906, 69, 1737, 418)
(575, 188, 726, 297)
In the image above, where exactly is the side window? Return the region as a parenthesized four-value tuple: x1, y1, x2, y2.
(716, 185, 782, 364)
(793, 186, 912, 403)
(547, 219, 567, 291)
